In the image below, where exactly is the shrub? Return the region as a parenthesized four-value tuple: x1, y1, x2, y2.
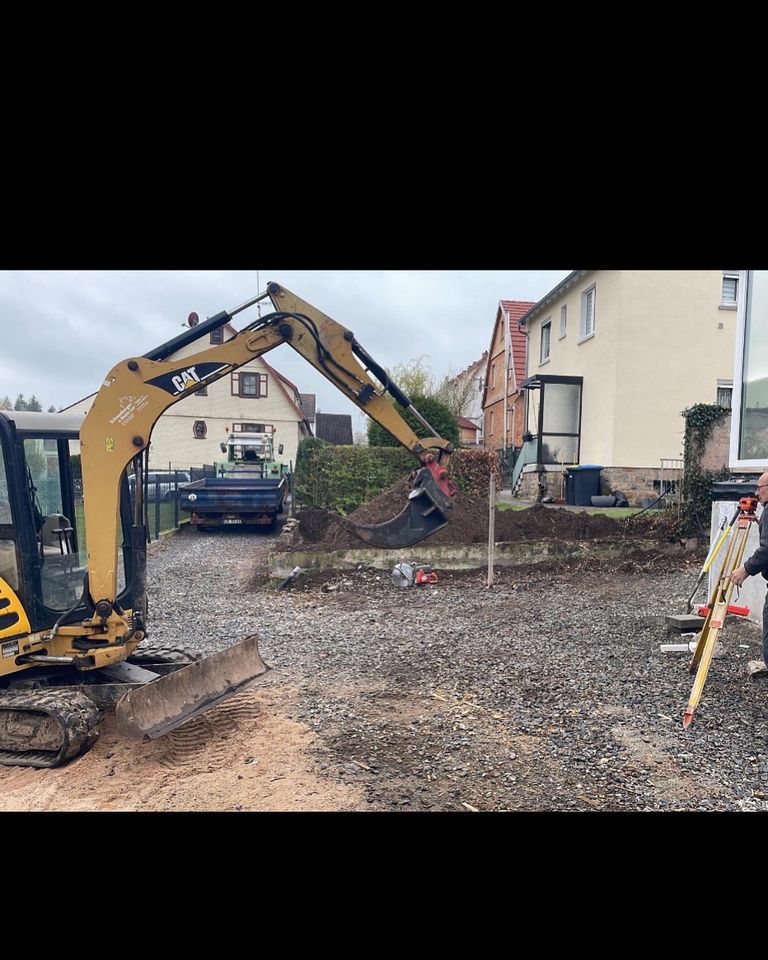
(294, 442, 413, 513)
(450, 448, 501, 496)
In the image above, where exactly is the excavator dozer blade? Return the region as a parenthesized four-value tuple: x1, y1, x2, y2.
(332, 474, 454, 549)
(114, 635, 269, 741)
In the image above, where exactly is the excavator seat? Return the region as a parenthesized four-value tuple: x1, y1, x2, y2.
(40, 514, 73, 557)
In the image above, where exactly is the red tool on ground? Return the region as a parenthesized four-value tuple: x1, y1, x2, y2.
(413, 565, 438, 585)
(391, 562, 438, 587)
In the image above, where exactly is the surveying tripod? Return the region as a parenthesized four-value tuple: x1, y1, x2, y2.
(682, 495, 760, 729)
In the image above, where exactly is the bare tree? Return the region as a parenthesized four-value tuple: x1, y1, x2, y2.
(388, 355, 435, 397)
(434, 367, 478, 418)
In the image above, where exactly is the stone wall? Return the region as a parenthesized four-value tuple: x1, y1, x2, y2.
(515, 467, 566, 502)
(699, 412, 731, 472)
(515, 464, 674, 506)
(600, 467, 668, 505)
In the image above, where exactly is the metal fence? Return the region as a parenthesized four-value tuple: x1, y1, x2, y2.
(137, 464, 217, 540)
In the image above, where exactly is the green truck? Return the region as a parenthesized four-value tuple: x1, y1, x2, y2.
(180, 430, 290, 530)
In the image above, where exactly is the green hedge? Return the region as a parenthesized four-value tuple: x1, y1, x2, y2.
(294, 442, 414, 514)
(294, 440, 500, 514)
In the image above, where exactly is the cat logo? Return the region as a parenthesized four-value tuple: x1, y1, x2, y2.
(146, 362, 229, 397)
(170, 367, 202, 395)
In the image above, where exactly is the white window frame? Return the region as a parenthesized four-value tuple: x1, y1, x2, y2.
(559, 304, 567, 339)
(728, 270, 761, 468)
(716, 379, 733, 410)
(540, 319, 551, 364)
(721, 271, 739, 310)
(580, 285, 596, 342)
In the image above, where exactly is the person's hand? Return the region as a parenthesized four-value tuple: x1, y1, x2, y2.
(731, 565, 749, 586)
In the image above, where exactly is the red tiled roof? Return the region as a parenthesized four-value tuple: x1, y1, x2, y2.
(456, 416, 479, 431)
(500, 300, 535, 388)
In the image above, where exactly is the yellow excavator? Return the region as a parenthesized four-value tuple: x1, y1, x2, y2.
(0, 283, 456, 767)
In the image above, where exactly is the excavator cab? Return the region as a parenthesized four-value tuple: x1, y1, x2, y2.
(0, 410, 268, 767)
(0, 411, 134, 646)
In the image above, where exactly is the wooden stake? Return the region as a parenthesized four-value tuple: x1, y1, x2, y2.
(487, 473, 496, 589)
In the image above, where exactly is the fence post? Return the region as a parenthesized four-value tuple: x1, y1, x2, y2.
(487, 473, 496, 589)
(154, 479, 160, 540)
(173, 470, 179, 529)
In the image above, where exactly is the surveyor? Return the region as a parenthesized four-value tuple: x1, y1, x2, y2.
(730, 470, 768, 675)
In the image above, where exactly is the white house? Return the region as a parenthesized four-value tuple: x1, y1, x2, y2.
(513, 270, 738, 504)
(62, 320, 312, 471)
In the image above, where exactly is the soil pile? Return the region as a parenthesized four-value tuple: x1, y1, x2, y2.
(285, 483, 681, 552)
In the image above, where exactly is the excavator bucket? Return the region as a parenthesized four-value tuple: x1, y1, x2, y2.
(332, 464, 456, 549)
(114, 635, 269, 741)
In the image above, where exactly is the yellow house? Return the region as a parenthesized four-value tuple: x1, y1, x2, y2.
(514, 270, 738, 503)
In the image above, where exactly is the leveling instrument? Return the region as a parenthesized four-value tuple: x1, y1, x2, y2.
(682, 495, 759, 729)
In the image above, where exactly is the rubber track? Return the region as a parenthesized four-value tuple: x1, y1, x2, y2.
(0, 689, 102, 768)
(128, 645, 200, 665)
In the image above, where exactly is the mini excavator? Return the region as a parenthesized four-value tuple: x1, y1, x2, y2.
(0, 283, 456, 767)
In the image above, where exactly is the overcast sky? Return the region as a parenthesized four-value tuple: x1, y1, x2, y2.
(0, 270, 572, 432)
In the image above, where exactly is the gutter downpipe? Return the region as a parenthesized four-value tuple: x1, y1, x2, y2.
(503, 306, 509, 460)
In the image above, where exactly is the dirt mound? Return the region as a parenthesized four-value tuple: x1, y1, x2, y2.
(285, 483, 681, 552)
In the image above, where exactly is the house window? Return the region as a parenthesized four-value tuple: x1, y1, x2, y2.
(233, 422, 273, 433)
(560, 305, 567, 339)
(231, 372, 268, 397)
(490, 362, 495, 389)
(210, 327, 224, 344)
(193, 420, 207, 439)
(580, 285, 596, 340)
(717, 380, 733, 409)
(721, 271, 739, 309)
(540, 320, 551, 364)
(195, 384, 208, 397)
(489, 410, 495, 435)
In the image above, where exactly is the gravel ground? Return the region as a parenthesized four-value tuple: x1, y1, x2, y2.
(146, 523, 768, 812)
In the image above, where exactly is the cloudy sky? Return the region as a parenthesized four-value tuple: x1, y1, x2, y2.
(0, 270, 571, 431)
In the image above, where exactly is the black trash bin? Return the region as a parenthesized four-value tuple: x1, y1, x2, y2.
(568, 465, 603, 506)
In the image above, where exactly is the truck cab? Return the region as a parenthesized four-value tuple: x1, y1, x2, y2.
(218, 430, 289, 481)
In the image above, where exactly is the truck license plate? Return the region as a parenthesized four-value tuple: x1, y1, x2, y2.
(223, 518, 242, 524)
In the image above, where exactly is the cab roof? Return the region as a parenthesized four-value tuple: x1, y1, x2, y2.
(0, 410, 85, 436)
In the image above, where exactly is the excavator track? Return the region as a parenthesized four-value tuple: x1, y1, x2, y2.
(0, 688, 102, 768)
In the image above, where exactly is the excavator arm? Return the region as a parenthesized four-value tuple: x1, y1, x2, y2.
(80, 282, 456, 612)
